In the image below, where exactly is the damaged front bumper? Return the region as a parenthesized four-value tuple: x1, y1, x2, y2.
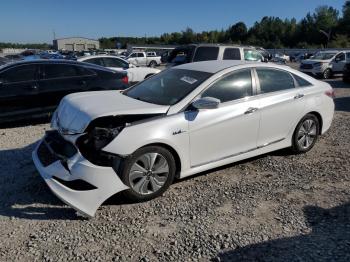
(32, 131, 128, 217)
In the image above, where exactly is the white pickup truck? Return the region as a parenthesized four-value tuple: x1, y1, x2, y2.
(126, 52, 162, 67)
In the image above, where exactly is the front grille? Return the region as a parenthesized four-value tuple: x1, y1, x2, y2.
(37, 130, 78, 167)
(300, 63, 313, 69)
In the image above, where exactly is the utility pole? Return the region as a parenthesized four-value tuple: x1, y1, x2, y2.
(53, 29, 56, 40)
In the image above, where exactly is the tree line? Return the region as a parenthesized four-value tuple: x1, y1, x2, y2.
(1, 2, 349, 50)
(100, 2, 350, 49)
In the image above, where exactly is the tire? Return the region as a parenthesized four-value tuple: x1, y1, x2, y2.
(291, 114, 320, 153)
(119, 146, 176, 202)
(149, 60, 157, 68)
(323, 68, 332, 79)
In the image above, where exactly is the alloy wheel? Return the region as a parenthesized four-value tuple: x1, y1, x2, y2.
(129, 153, 169, 195)
(297, 119, 317, 150)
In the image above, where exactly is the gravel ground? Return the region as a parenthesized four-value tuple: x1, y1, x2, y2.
(0, 79, 349, 262)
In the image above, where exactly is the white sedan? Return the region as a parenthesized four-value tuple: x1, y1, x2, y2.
(77, 55, 161, 83)
(32, 60, 334, 217)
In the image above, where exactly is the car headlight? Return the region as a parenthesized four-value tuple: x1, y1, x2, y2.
(314, 62, 323, 67)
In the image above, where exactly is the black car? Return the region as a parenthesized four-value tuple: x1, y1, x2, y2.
(343, 63, 350, 83)
(0, 60, 128, 123)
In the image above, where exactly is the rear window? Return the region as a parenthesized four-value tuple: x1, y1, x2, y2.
(293, 74, 312, 87)
(193, 47, 219, 62)
(84, 58, 104, 66)
(223, 48, 241, 60)
(43, 64, 79, 79)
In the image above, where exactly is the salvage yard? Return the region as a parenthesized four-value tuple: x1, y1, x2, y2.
(0, 78, 349, 261)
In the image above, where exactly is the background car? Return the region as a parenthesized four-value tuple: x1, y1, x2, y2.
(77, 55, 160, 84)
(299, 50, 350, 79)
(0, 60, 128, 123)
(4, 54, 24, 61)
(167, 44, 265, 67)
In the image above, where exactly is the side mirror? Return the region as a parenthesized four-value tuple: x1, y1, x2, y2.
(192, 97, 220, 110)
(335, 58, 341, 63)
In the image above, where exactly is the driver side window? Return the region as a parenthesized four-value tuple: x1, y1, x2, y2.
(201, 69, 253, 103)
(335, 53, 345, 61)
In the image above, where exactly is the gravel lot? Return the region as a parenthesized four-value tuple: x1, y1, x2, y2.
(0, 78, 349, 262)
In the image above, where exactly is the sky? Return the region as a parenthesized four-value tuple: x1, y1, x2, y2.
(0, 0, 346, 43)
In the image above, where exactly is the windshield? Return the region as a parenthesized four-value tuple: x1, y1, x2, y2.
(312, 52, 337, 60)
(124, 69, 213, 105)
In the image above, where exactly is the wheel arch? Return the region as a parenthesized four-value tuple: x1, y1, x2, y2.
(307, 111, 323, 134)
(144, 73, 154, 79)
(140, 142, 182, 178)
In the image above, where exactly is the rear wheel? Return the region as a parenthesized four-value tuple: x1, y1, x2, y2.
(120, 146, 176, 201)
(291, 114, 319, 153)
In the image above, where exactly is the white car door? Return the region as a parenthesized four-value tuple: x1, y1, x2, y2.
(332, 52, 346, 73)
(188, 69, 260, 167)
(127, 53, 138, 65)
(254, 68, 306, 147)
(136, 53, 147, 66)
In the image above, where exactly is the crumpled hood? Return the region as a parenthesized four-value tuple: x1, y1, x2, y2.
(55, 91, 169, 133)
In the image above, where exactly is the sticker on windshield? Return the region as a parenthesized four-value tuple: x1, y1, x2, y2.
(181, 76, 198, 84)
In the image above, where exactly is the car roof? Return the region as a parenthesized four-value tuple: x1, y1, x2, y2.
(0, 59, 118, 73)
(78, 55, 124, 60)
(174, 60, 262, 73)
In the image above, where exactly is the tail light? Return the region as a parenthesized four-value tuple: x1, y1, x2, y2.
(122, 75, 128, 84)
(325, 89, 335, 98)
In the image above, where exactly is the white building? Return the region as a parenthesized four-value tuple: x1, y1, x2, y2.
(53, 37, 100, 51)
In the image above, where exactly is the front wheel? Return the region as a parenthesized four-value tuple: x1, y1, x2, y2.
(119, 146, 176, 202)
(291, 114, 319, 153)
(323, 68, 332, 79)
(149, 60, 157, 68)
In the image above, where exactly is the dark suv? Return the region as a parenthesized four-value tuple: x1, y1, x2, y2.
(0, 60, 128, 123)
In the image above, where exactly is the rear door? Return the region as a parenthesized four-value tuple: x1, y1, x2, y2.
(0, 64, 40, 120)
(38, 63, 90, 111)
(254, 68, 306, 147)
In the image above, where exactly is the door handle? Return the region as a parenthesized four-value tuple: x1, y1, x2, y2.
(244, 107, 258, 114)
(79, 80, 86, 86)
(294, 93, 304, 99)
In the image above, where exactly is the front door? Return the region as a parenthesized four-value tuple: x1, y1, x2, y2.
(188, 68, 260, 167)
